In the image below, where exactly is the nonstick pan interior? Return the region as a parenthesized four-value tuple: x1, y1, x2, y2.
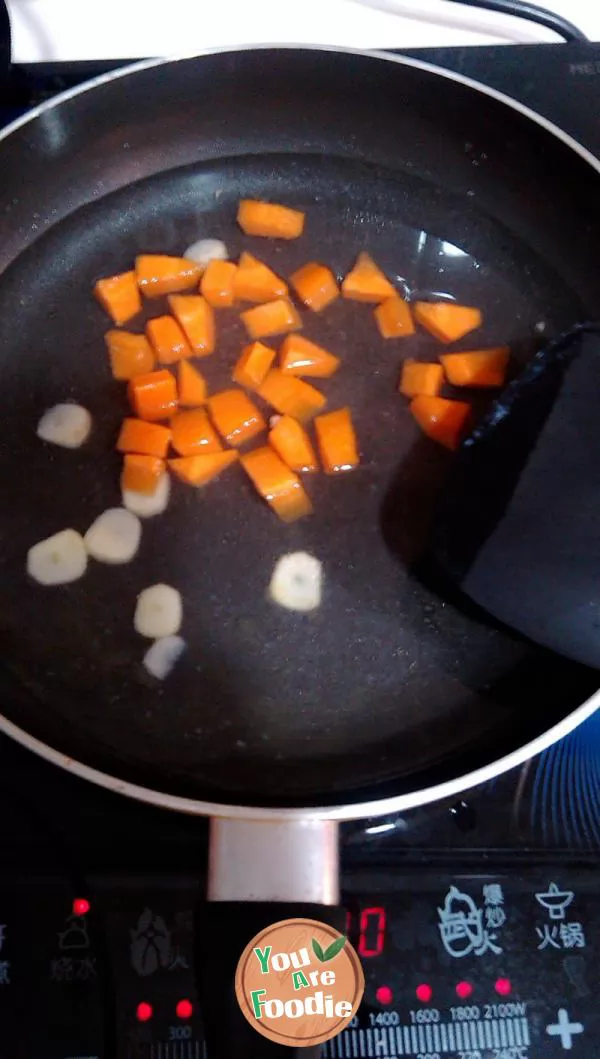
(0, 49, 598, 808)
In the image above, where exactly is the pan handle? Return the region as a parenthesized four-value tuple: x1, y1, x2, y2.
(196, 818, 344, 1058)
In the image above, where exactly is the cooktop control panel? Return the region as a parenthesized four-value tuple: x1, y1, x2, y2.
(336, 872, 597, 1059)
(0, 871, 596, 1057)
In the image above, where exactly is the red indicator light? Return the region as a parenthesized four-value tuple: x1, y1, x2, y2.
(176, 999, 194, 1019)
(136, 1002, 153, 1023)
(375, 985, 393, 1006)
(456, 981, 473, 1000)
(495, 978, 512, 996)
(72, 898, 90, 917)
(416, 984, 433, 1003)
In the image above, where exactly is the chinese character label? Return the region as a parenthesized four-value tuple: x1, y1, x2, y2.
(438, 885, 503, 958)
(560, 923, 586, 950)
(168, 947, 189, 971)
(537, 925, 561, 951)
(50, 956, 97, 982)
(483, 884, 506, 931)
(534, 883, 586, 951)
(482, 884, 504, 907)
(51, 957, 75, 982)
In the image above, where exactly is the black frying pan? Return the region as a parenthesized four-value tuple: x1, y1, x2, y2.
(1, 44, 599, 1055)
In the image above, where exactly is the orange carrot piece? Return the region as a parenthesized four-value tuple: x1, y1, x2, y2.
(240, 298, 302, 341)
(117, 418, 172, 458)
(410, 395, 470, 450)
(169, 450, 239, 487)
(105, 330, 155, 380)
(177, 360, 207, 406)
(170, 409, 222, 456)
(341, 253, 396, 304)
(208, 389, 266, 448)
(135, 255, 202, 298)
(200, 260, 238, 308)
(269, 415, 318, 473)
(127, 369, 178, 421)
(146, 315, 193, 364)
(94, 270, 142, 326)
(233, 252, 288, 303)
(280, 335, 340, 378)
(258, 369, 326, 422)
(232, 341, 276, 391)
(399, 360, 444, 398)
(240, 446, 313, 522)
(237, 200, 305, 240)
(375, 296, 415, 338)
(440, 347, 510, 387)
(121, 454, 165, 495)
(314, 407, 359, 474)
(168, 294, 215, 356)
(289, 262, 339, 312)
(413, 301, 482, 344)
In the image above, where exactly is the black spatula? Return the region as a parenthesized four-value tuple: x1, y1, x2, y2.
(429, 323, 600, 669)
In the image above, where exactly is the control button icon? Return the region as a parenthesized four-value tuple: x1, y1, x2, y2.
(546, 1009, 584, 1050)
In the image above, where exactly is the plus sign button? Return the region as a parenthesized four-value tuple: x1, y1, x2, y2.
(546, 1009, 585, 1050)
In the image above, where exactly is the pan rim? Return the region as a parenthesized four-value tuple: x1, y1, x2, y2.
(1, 43, 599, 818)
(1, 690, 598, 819)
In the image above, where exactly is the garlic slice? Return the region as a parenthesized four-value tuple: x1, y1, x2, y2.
(84, 508, 141, 564)
(37, 403, 92, 448)
(183, 238, 228, 268)
(122, 471, 170, 518)
(268, 552, 322, 612)
(134, 583, 182, 639)
(27, 528, 87, 585)
(143, 635, 186, 680)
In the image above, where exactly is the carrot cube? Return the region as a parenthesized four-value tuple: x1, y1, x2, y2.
(440, 347, 510, 387)
(233, 253, 288, 303)
(269, 415, 318, 473)
(105, 330, 155, 380)
(146, 315, 193, 364)
(413, 301, 482, 344)
(410, 395, 470, 450)
(117, 418, 172, 458)
(341, 253, 395, 304)
(314, 407, 359, 474)
(208, 389, 266, 448)
(94, 270, 142, 326)
(170, 409, 222, 456)
(237, 200, 305, 240)
(289, 262, 339, 312)
(177, 361, 207, 407)
(169, 451, 239, 487)
(240, 298, 302, 341)
(240, 446, 313, 522)
(135, 255, 202, 298)
(280, 335, 340, 378)
(168, 294, 215, 356)
(200, 260, 238, 308)
(232, 341, 277, 391)
(375, 297, 415, 338)
(121, 454, 165, 495)
(399, 360, 444, 398)
(258, 369, 326, 422)
(127, 369, 178, 421)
